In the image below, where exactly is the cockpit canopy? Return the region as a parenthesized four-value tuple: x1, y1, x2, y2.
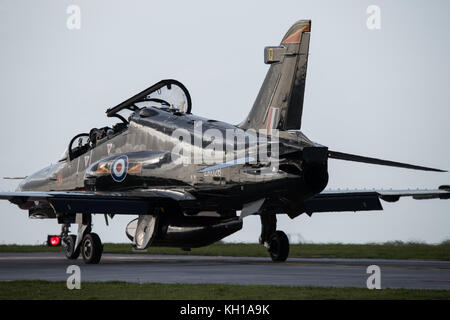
(62, 80, 192, 162)
(106, 79, 192, 122)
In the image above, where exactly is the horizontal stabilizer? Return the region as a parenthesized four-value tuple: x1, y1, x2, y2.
(328, 150, 446, 172)
(304, 186, 450, 214)
(304, 192, 383, 213)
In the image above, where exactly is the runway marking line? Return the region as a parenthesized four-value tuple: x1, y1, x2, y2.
(0, 257, 61, 261)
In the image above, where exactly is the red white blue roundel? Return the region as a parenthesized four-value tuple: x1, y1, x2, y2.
(111, 155, 128, 182)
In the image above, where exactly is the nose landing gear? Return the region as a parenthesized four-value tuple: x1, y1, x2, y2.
(81, 233, 103, 264)
(61, 213, 103, 264)
(63, 234, 80, 260)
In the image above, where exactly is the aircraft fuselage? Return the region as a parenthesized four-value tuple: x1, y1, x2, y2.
(18, 106, 328, 216)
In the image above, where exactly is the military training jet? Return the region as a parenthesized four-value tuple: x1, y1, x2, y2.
(1, 20, 448, 264)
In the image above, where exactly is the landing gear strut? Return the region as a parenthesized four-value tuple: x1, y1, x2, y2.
(259, 214, 290, 262)
(60, 213, 103, 264)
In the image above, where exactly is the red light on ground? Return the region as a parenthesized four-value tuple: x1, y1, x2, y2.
(50, 236, 60, 246)
(47, 235, 61, 246)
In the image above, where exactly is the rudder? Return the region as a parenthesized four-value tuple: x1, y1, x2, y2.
(239, 20, 311, 132)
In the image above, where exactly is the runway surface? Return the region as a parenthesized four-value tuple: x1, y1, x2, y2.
(1, 252, 450, 290)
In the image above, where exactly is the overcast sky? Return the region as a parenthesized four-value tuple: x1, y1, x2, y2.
(0, 0, 449, 245)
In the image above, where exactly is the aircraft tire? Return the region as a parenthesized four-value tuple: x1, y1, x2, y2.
(81, 233, 103, 264)
(268, 230, 289, 262)
(64, 234, 80, 260)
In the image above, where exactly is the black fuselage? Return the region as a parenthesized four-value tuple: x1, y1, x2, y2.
(18, 106, 328, 217)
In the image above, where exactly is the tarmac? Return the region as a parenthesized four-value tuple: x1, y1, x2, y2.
(0, 252, 449, 290)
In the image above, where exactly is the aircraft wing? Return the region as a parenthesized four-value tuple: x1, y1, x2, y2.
(0, 189, 195, 215)
(303, 186, 450, 215)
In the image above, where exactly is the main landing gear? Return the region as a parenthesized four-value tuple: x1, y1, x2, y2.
(259, 214, 290, 262)
(61, 214, 103, 264)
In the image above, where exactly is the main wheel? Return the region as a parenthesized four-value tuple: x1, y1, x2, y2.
(81, 233, 103, 264)
(268, 231, 290, 262)
(64, 234, 80, 260)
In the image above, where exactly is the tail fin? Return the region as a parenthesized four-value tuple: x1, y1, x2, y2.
(239, 20, 311, 132)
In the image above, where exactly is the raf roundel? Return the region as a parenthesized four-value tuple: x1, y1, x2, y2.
(111, 155, 128, 182)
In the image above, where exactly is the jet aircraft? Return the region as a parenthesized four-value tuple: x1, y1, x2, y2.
(1, 20, 449, 264)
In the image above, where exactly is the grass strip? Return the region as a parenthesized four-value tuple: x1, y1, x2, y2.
(1, 242, 450, 260)
(0, 280, 449, 300)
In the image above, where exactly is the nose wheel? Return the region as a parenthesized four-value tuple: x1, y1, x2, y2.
(81, 233, 103, 264)
(63, 234, 80, 260)
(60, 214, 103, 264)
